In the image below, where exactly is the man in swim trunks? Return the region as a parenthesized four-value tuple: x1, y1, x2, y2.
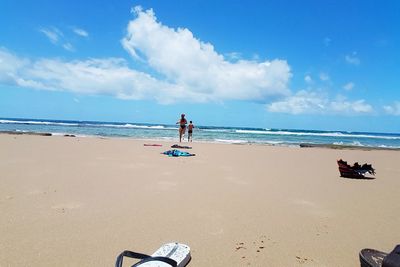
(176, 114, 187, 142)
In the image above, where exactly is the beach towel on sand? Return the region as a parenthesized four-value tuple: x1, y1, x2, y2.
(171, 144, 192, 149)
(115, 242, 191, 267)
(162, 149, 195, 157)
(144, 144, 162, 147)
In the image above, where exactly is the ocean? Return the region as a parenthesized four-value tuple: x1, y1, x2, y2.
(1, 118, 400, 149)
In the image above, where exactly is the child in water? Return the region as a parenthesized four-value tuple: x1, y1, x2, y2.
(187, 121, 194, 142)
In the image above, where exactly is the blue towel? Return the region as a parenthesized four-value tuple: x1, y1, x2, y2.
(162, 149, 195, 157)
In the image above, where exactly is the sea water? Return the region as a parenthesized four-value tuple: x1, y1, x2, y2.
(1, 118, 400, 149)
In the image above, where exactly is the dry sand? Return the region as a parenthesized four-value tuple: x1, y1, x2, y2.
(1, 134, 399, 266)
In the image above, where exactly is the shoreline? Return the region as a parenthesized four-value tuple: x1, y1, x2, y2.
(298, 142, 400, 151)
(2, 130, 400, 151)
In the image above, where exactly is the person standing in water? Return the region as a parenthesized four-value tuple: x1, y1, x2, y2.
(187, 121, 194, 142)
(176, 114, 187, 142)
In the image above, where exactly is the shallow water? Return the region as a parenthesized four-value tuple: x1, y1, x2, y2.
(1, 117, 400, 148)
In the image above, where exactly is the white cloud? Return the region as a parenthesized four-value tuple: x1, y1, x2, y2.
(73, 28, 88, 37)
(319, 72, 330, 81)
(304, 75, 313, 84)
(343, 82, 355, 90)
(345, 52, 360, 65)
(39, 27, 75, 52)
(0, 46, 378, 116)
(121, 6, 291, 102)
(267, 90, 327, 114)
(2, 6, 376, 116)
(0, 48, 30, 83)
(224, 52, 242, 61)
(9, 7, 291, 104)
(384, 102, 400, 115)
(330, 98, 372, 113)
(62, 43, 74, 52)
(0, 48, 184, 103)
(39, 27, 63, 44)
(266, 90, 373, 115)
(2, 6, 291, 104)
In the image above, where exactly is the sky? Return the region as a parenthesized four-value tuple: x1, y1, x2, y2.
(0, 0, 399, 132)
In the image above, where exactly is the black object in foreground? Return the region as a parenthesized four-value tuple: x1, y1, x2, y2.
(116, 250, 177, 267)
(115, 242, 191, 267)
(337, 159, 376, 178)
(360, 245, 400, 267)
(171, 144, 192, 149)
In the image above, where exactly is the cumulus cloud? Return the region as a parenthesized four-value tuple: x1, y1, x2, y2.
(224, 52, 242, 61)
(343, 82, 354, 90)
(121, 6, 291, 102)
(15, 7, 291, 103)
(345, 52, 360, 65)
(266, 90, 373, 115)
(0, 48, 186, 103)
(330, 98, 372, 113)
(0, 48, 30, 83)
(1, 6, 377, 116)
(267, 90, 327, 114)
(73, 27, 88, 37)
(384, 102, 400, 115)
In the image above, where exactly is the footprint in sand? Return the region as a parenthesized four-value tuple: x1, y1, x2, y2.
(236, 235, 269, 263)
(296, 255, 314, 264)
(315, 224, 329, 236)
(28, 189, 57, 196)
(235, 242, 246, 251)
(52, 203, 82, 213)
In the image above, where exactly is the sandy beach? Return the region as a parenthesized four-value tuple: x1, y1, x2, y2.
(1, 134, 399, 266)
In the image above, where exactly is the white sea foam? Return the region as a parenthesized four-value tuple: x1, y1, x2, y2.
(235, 129, 400, 140)
(351, 141, 363, 146)
(214, 139, 248, 144)
(2, 118, 400, 148)
(377, 144, 400, 148)
(51, 132, 70, 136)
(100, 123, 166, 129)
(202, 129, 232, 133)
(0, 119, 79, 126)
(0, 119, 173, 130)
(333, 141, 344, 145)
(263, 140, 285, 144)
(236, 129, 271, 134)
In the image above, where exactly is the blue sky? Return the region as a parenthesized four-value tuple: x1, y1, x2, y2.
(0, 0, 399, 132)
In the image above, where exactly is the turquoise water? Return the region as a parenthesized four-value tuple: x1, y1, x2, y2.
(1, 118, 400, 148)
